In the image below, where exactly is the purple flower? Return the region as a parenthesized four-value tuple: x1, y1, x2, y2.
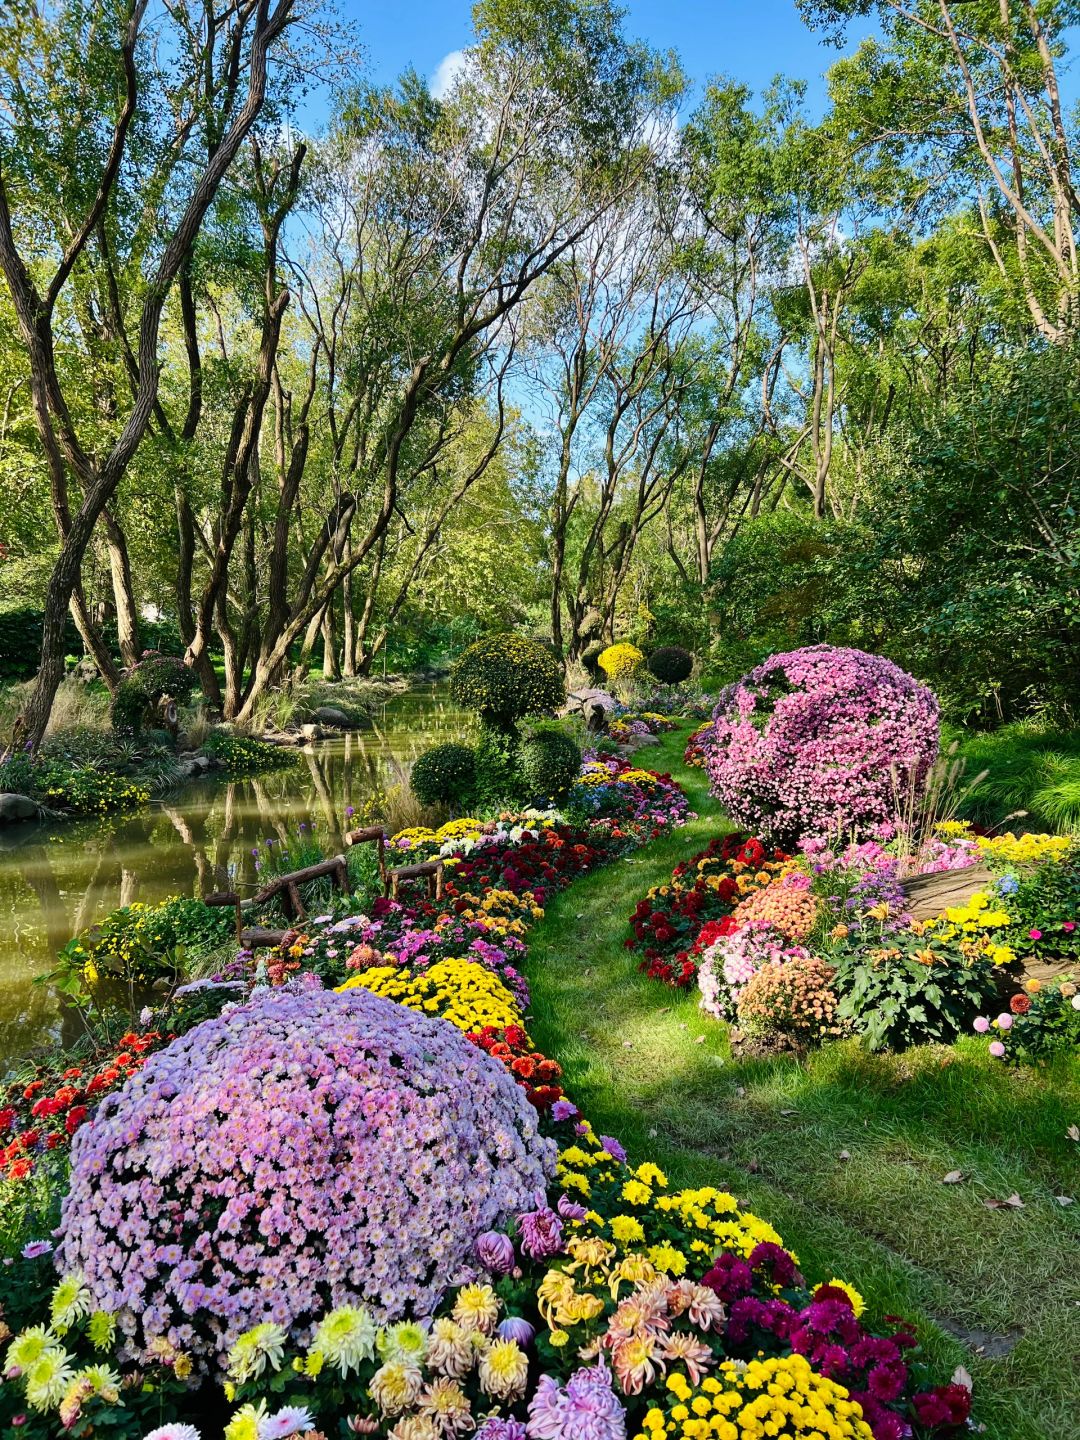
(557, 1193, 587, 1222)
(550, 1100, 578, 1123)
(20, 1241, 52, 1260)
(476, 1421, 528, 1440)
(526, 1365, 626, 1439)
(498, 1316, 536, 1346)
(475, 1230, 516, 1275)
(518, 1203, 564, 1260)
(598, 1135, 626, 1163)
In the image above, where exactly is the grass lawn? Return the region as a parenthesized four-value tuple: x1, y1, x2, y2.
(527, 724, 1080, 1440)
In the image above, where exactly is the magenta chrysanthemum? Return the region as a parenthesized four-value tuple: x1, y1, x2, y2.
(706, 645, 939, 841)
(56, 987, 554, 1368)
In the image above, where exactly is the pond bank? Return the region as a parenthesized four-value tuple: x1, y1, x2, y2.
(0, 682, 472, 1065)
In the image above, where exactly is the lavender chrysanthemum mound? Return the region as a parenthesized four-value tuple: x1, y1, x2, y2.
(56, 987, 554, 1367)
(707, 645, 939, 841)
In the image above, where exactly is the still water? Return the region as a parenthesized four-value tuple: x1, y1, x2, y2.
(0, 684, 471, 1068)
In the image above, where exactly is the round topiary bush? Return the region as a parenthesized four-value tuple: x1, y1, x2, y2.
(56, 987, 554, 1368)
(519, 724, 582, 801)
(111, 654, 198, 734)
(410, 742, 477, 808)
(647, 645, 693, 686)
(706, 645, 940, 842)
(451, 633, 565, 730)
(597, 642, 643, 683)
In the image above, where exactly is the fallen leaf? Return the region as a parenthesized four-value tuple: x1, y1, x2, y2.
(694, 1034, 706, 1044)
(838, 1150, 851, 1162)
(735, 1086, 746, 1097)
(942, 1170, 965, 1184)
(622, 1041, 633, 1049)
(780, 1109, 797, 1117)
(747, 1158, 760, 1173)
(657, 1007, 670, 1015)
(1068, 1125, 1080, 1142)
(983, 1193, 1024, 1209)
(1054, 1195, 1074, 1206)
(648, 1127, 657, 1138)
(951, 1365, 973, 1392)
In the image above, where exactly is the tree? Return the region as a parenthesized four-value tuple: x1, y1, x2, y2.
(0, 0, 301, 752)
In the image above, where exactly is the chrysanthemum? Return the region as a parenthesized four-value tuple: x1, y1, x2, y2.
(49, 1273, 92, 1331)
(452, 1284, 500, 1336)
(657, 1332, 713, 1384)
(227, 1323, 287, 1382)
(23, 1346, 75, 1411)
(418, 1377, 474, 1434)
(377, 1322, 429, 1365)
(5, 1324, 53, 1371)
(257, 1405, 315, 1439)
(309, 1306, 378, 1376)
(142, 1425, 203, 1440)
(478, 1338, 529, 1400)
(224, 1402, 269, 1440)
(369, 1359, 423, 1416)
(427, 1319, 473, 1379)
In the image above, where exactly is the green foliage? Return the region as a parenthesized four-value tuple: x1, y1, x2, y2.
(647, 645, 693, 686)
(111, 656, 198, 735)
(0, 609, 79, 680)
(202, 730, 298, 775)
(1001, 978, 1080, 1065)
(450, 632, 565, 729)
(832, 939, 998, 1051)
(474, 722, 525, 807)
(519, 723, 582, 801)
(410, 742, 478, 808)
(955, 723, 1080, 833)
(67, 896, 235, 986)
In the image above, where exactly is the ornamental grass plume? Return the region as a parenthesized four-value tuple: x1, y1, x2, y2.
(56, 988, 554, 1369)
(707, 646, 940, 843)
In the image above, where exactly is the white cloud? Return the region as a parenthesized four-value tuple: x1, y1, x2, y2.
(430, 49, 467, 99)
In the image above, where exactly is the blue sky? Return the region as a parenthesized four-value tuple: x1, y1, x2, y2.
(323, 0, 876, 117)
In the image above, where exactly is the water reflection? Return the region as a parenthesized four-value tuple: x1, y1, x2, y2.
(0, 684, 471, 1066)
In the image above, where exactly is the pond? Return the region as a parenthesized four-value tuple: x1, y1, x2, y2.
(0, 683, 472, 1069)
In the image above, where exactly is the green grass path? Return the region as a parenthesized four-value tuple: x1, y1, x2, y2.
(527, 725, 1080, 1440)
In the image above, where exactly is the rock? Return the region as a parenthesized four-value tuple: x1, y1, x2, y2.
(902, 862, 994, 920)
(0, 792, 39, 823)
(177, 754, 213, 779)
(313, 706, 354, 729)
(300, 723, 323, 741)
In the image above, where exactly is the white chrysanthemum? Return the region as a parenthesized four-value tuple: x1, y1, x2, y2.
(309, 1306, 377, 1376)
(257, 1406, 315, 1439)
(5, 1324, 53, 1371)
(377, 1321, 428, 1365)
(50, 1273, 92, 1331)
(143, 1424, 203, 1440)
(226, 1323, 287, 1383)
(23, 1346, 75, 1410)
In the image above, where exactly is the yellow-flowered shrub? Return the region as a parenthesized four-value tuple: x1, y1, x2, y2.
(337, 958, 524, 1034)
(975, 832, 1072, 868)
(637, 1355, 874, 1440)
(598, 643, 645, 681)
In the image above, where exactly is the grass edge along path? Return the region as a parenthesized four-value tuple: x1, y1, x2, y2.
(527, 724, 1080, 1440)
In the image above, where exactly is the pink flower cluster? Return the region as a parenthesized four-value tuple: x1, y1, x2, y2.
(733, 873, 819, 941)
(56, 987, 554, 1368)
(697, 920, 810, 1020)
(706, 646, 939, 842)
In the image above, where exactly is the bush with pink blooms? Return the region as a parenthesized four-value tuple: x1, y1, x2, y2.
(698, 920, 811, 1021)
(56, 986, 554, 1368)
(706, 646, 940, 843)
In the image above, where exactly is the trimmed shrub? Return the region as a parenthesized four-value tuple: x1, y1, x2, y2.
(707, 645, 940, 842)
(57, 987, 554, 1368)
(111, 655, 198, 734)
(520, 724, 582, 801)
(451, 633, 565, 729)
(411, 742, 477, 808)
(474, 723, 525, 807)
(647, 645, 693, 685)
(597, 642, 644, 682)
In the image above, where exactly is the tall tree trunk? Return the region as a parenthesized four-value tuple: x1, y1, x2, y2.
(102, 506, 141, 666)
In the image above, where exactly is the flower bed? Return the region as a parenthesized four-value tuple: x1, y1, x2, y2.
(0, 756, 969, 1440)
(630, 819, 1079, 1060)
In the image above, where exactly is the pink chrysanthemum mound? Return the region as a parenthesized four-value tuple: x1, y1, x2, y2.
(56, 987, 554, 1368)
(732, 874, 819, 942)
(707, 645, 939, 841)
